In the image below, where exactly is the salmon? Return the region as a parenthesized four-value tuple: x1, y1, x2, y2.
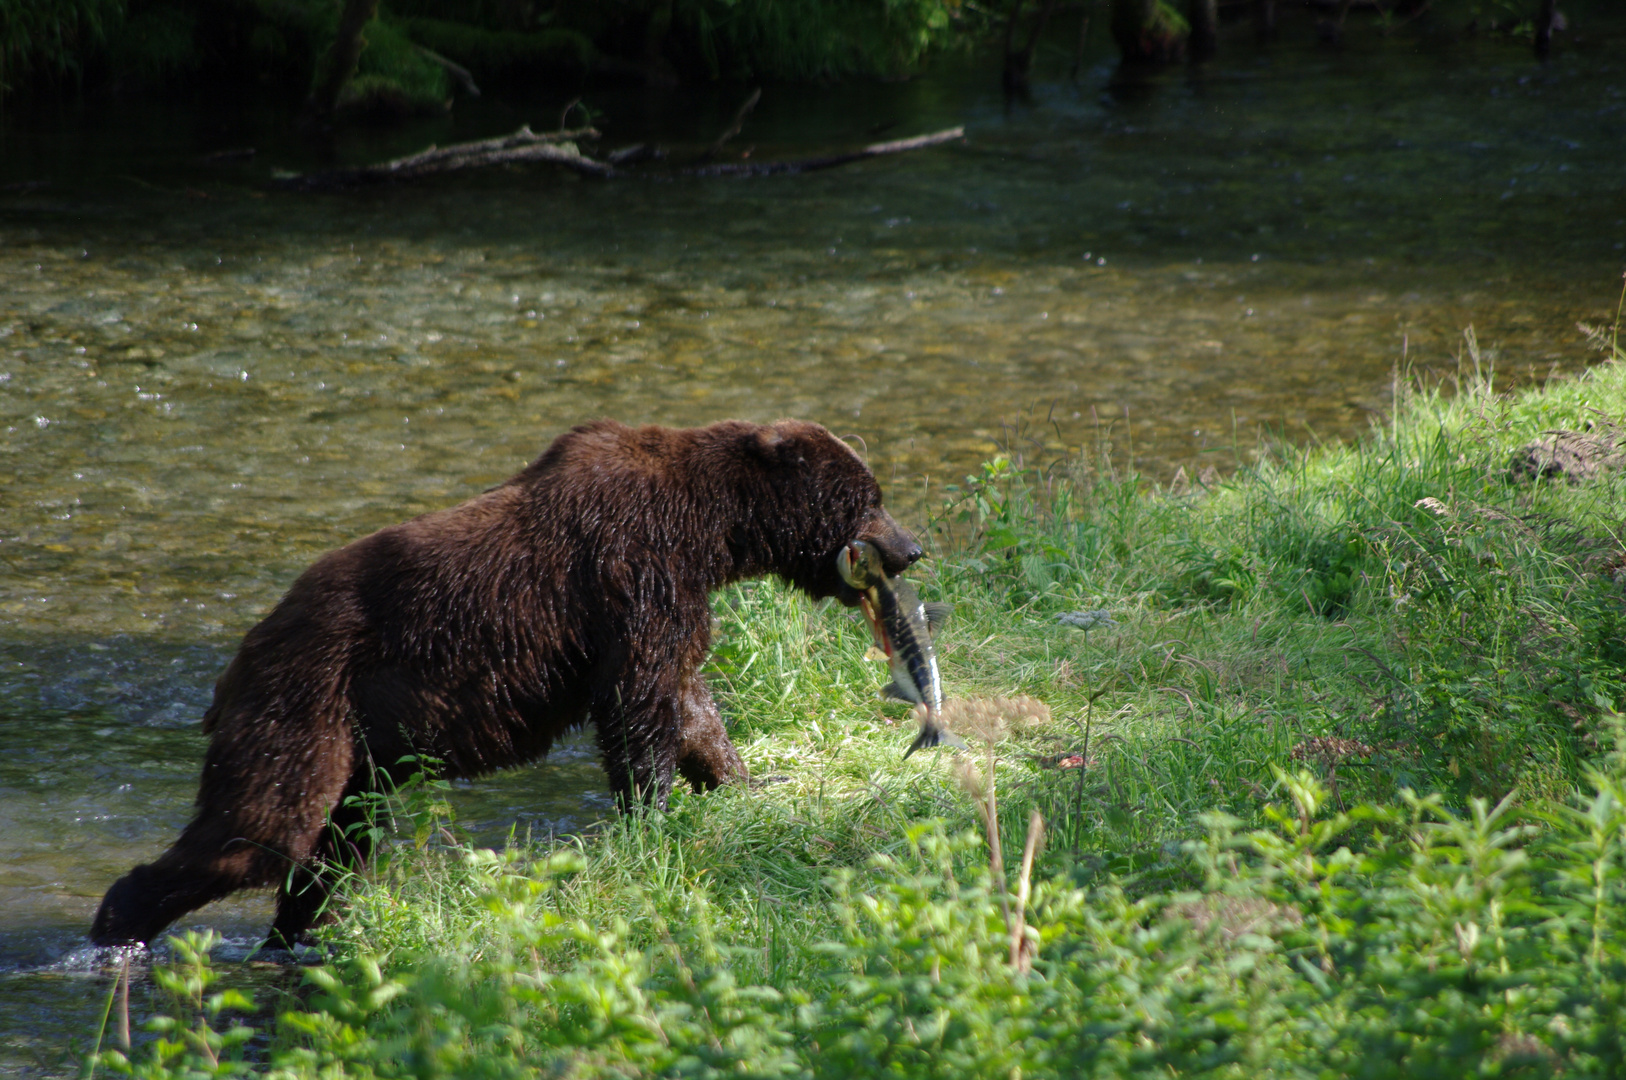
(837, 540, 965, 756)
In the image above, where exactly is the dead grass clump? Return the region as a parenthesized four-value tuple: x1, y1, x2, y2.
(1289, 737, 1377, 768)
(935, 695, 1051, 745)
(1172, 894, 1303, 943)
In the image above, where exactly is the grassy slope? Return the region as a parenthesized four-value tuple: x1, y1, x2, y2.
(100, 342, 1626, 1077)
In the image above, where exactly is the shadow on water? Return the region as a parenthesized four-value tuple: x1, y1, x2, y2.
(1, 9, 1625, 1072)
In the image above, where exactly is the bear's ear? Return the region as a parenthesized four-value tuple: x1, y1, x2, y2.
(747, 425, 786, 462)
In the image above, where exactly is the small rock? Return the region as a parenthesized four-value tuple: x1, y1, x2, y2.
(1057, 609, 1116, 630)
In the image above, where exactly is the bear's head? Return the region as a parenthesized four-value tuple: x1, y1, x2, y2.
(726, 419, 921, 601)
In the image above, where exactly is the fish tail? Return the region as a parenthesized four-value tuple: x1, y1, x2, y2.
(903, 722, 968, 758)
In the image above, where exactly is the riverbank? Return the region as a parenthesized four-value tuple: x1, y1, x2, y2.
(91, 329, 1626, 1077)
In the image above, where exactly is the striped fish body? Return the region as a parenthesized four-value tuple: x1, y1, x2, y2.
(837, 541, 964, 757)
(870, 572, 942, 711)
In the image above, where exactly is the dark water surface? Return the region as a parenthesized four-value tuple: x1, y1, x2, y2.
(3, 17, 1625, 1073)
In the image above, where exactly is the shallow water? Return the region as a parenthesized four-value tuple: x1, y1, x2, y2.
(3, 15, 1626, 1073)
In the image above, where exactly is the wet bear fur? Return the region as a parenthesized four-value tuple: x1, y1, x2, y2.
(90, 418, 921, 948)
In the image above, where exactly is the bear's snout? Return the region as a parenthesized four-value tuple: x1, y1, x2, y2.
(857, 510, 923, 575)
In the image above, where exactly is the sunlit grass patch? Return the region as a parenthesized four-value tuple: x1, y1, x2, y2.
(92, 344, 1626, 1078)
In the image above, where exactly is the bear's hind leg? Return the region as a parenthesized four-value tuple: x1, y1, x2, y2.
(267, 864, 335, 949)
(266, 777, 377, 948)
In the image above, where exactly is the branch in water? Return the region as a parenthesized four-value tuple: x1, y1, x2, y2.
(414, 45, 480, 99)
(697, 87, 762, 164)
(277, 125, 609, 189)
(683, 127, 965, 178)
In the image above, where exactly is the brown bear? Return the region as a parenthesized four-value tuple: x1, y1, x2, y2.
(90, 418, 921, 948)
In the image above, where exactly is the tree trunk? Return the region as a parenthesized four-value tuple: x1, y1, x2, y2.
(1005, 0, 1061, 92)
(308, 0, 379, 117)
(1111, 0, 1185, 63)
(1255, 0, 1276, 40)
(1070, 1, 1093, 80)
(643, 0, 679, 88)
(1188, 0, 1218, 60)
(1534, 0, 1557, 57)
(1315, 0, 1355, 44)
(1002, 0, 1028, 89)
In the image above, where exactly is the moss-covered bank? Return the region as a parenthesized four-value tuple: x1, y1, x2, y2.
(95, 331, 1626, 1078)
(5, 0, 971, 107)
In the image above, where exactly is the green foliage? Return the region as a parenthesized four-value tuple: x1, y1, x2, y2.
(96, 757, 1626, 1078)
(392, 0, 970, 82)
(931, 357, 1626, 804)
(1458, 0, 1536, 36)
(84, 346, 1626, 1077)
(3, 0, 968, 102)
(106, 2, 196, 80)
(0, 0, 120, 91)
(393, 17, 592, 83)
(669, 0, 966, 81)
(92, 931, 258, 1079)
(87, 0, 330, 92)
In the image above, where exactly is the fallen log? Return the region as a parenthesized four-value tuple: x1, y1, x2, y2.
(275, 123, 965, 190)
(277, 125, 609, 189)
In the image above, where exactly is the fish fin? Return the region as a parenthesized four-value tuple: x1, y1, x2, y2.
(902, 725, 969, 758)
(880, 680, 912, 701)
(923, 602, 954, 635)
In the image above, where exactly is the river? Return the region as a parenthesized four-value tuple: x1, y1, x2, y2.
(2, 17, 1624, 1074)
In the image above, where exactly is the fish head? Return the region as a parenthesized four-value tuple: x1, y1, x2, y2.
(833, 510, 923, 607)
(836, 539, 884, 589)
(836, 542, 891, 652)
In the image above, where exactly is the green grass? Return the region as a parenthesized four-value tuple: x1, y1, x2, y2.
(93, 332, 1626, 1078)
